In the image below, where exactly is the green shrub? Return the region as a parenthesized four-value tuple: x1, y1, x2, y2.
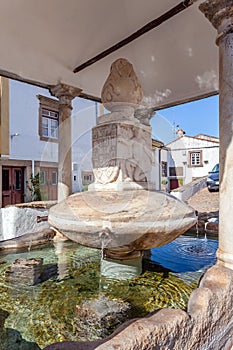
(161, 179, 168, 185)
(26, 173, 42, 201)
(178, 178, 183, 186)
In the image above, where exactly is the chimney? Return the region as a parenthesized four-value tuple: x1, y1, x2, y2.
(176, 127, 185, 138)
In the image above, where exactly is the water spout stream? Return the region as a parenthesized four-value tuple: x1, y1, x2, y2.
(99, 228, 110, 295)
(196, 222, 199, 237)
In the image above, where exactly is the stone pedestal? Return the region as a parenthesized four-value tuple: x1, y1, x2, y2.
(200, 0, 233, 270)
(89, 119, 152, 191)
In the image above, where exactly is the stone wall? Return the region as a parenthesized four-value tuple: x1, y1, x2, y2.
(171, 176, 207, 202)
(0, 206, 49, 241)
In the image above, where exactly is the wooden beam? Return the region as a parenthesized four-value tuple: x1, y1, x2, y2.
(0, 69, 101, 103)
(73, 0, 195, 73)
(152, 91, 219, 112)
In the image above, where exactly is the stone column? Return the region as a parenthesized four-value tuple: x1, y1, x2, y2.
(50, 83, 81, 202)
(0, 77, 10, 157)
(200, 0, 233, 269)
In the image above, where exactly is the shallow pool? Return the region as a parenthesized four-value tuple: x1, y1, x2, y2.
(0, 235, 218, 349)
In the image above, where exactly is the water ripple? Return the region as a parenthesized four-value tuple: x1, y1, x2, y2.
(150, 236, 218, 273)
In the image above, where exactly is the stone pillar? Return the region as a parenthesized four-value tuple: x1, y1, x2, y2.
(200, 0, 233, 269)
(0, 77, 10, 157)
(0, 164, 2, 208)
(50, 83, 81, 202)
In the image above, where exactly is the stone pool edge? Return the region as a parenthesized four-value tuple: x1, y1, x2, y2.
(44, 264, 233, 350)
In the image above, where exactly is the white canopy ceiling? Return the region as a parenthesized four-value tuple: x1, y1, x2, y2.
(0, 0, 218, 109)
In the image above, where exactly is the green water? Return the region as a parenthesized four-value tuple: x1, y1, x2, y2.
(0, 240, 197, 349)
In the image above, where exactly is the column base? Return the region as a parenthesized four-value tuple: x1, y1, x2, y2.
(217, 248, 233, 270)
(58, 182, 71, 202)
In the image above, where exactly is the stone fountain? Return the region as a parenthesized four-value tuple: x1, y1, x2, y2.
(48, 58, 196, 260)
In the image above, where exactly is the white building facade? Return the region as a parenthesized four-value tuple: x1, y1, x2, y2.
(150, 139, 169, 191)
(0, 78, 98, 207)
(2, 78, 218, 205)
(1, 78, 166, 207)
(165, 133, 219, 191)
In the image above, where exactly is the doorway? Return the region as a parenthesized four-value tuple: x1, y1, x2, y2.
(39, 167, 58, 201)
(169, 178, 179, 191)
(2, 167, 24, 207)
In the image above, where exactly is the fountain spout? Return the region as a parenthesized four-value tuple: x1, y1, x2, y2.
(99, 227, 110, 239)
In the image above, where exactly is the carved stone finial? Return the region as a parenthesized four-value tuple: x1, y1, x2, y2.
(101, 58, 143, 113)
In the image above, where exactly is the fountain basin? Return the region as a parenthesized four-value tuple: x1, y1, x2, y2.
(0, 238, 209, 349)
(48, 189, 196, 252)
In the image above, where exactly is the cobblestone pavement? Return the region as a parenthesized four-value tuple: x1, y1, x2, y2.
(187, 187, 219, 213)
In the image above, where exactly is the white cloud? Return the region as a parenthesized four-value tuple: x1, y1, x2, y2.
(195, 70, 218, 91)
(142, 89, 172, 108)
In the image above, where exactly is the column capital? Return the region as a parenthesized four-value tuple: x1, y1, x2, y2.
(199, 0, 233, 44)
(49, 82, 82, 101)
(134, 107, 155, 126)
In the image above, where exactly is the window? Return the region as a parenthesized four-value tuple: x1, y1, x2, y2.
(41, 109, 58, 139)
(84, 175, 92, 182)
(52, 171, 58, 185)
(40, 171, 46, 185)
(14, 170, 22, 190)
(169, 167, 183, 176)
(2, 169, 9, 191)
(189, 151, 203, 167)
(73, 163, 78, 171)
(161, 162, 167, 177)
(37, 95, 59, 142)
(82, 171, 94, 185)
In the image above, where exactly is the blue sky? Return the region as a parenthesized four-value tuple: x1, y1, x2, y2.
(151, 95, 219, 144)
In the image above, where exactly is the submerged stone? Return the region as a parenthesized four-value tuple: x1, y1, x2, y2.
(75, 295, 132, 340)
(5, 258, 43, 286)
